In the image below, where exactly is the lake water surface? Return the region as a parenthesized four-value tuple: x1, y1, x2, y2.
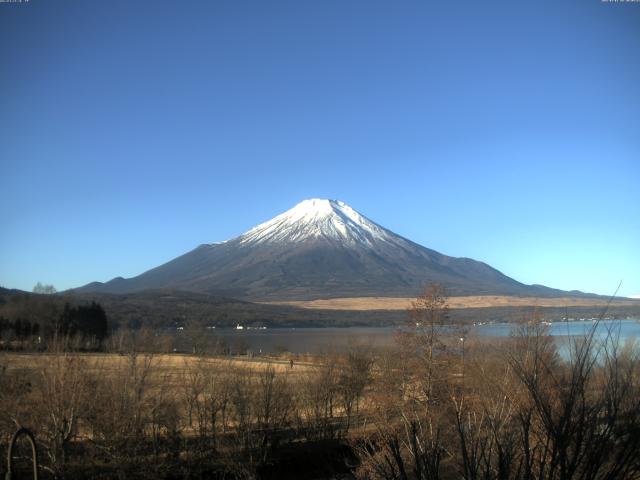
(203, 318, 640, 356)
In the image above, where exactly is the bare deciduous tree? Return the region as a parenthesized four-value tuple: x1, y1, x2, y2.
(33, 282, 57, 295)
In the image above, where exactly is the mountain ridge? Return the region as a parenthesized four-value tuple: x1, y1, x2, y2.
(77, 199, 598, 300)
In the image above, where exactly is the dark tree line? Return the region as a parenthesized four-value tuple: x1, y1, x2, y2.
(57, 301, 108, 340)
(0, 301, 108, 345)
(0, 317, 40, 339)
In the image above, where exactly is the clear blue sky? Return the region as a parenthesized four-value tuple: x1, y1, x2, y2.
(1, 0, 639, 297)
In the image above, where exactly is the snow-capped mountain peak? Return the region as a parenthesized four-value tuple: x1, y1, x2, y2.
(237, 198, 396, 247)
(78, 198, 566, 300)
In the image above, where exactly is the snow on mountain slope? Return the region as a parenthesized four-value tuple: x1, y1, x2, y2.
(236, 199, 398, 247)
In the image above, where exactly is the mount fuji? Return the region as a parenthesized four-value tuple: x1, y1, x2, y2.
(79, 199, 571, 300)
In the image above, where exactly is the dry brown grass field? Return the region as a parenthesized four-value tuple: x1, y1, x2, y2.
(263, 295, 640, 310)
(0, 352, 318, 383)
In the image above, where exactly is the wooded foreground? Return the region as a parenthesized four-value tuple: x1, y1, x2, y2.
(2, 287, 640, 479)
